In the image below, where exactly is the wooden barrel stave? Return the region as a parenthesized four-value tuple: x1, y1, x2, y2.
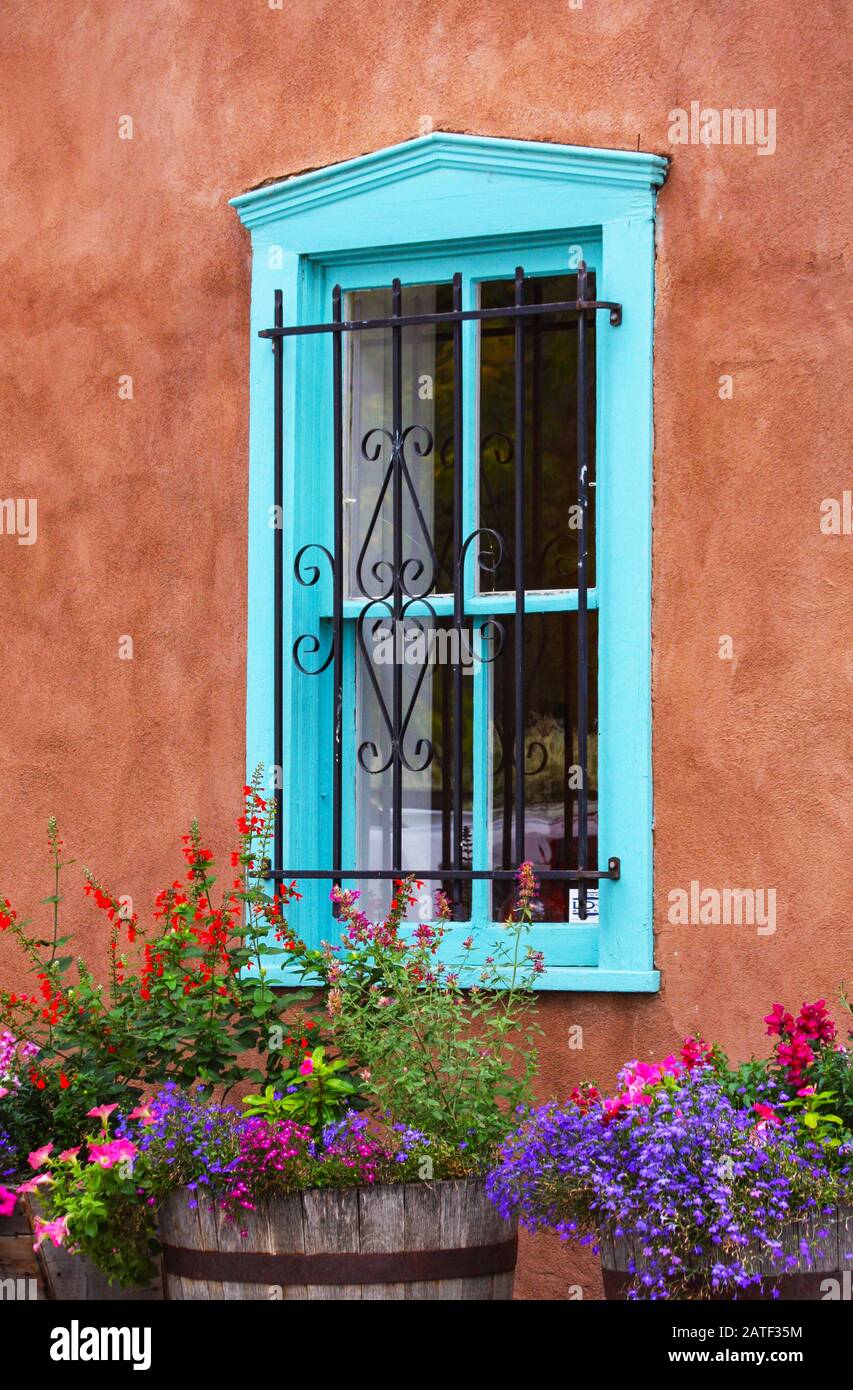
(160, 1179, 516, 1301)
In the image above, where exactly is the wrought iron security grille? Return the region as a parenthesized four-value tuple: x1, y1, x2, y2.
(259, 264, 622, 921)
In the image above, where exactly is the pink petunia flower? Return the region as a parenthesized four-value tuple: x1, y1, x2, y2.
(16, 1174, 52, 1195)
(58, 1147, 80, 1162)
(87, 1138, 137, 1170)
(86, 1103, 118, 1122)
(0, 1185, 17, 1217)
(28, 1142, 53, 1170)
(298, 1056, 314, 1076)
(33, 1214, 70, 1250)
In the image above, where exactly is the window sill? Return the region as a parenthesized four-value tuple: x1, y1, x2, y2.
(263, 962, 660, 994)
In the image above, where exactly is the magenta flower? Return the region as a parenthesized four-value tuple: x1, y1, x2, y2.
(0, 1185, 17, 1217)
(58, 1147, 80, 1162)
(764, 1003, 795, 1038)
(298, 1056, 314, 1077)
(659, 1055, 682, 1077)
(33, 1214, 70, 1250)
(28, 1142, 53, 1170)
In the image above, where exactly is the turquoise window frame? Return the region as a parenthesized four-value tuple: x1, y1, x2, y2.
(232, 134, 667, 992)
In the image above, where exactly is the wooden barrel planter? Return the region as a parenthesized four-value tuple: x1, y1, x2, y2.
(160, 1179, 517, 1300)
(600, 1206, 853, 1300)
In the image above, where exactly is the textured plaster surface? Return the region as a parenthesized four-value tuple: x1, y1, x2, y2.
(0, 0, 850, 1300)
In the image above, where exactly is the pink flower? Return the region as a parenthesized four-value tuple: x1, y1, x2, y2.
(16, 1174, 51, 1195)
(0, 1087, 9, 1100)
(86, 1103, 118, 1122)
(659, 1055, 682, 1077)
(87, 1138, 137, 1170)
(298, 1056, 314, 1076)
(28, 1142, 53, 1170)
(33, 1214, 70, 1250)
(0, 1185, 17, 1218)
(796, 1085, 816, 1097)
(58, 1147, 80, 1162)
(128, 1104, 152, 1123)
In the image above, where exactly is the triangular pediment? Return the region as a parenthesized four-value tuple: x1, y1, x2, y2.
(231, 132, 667, 232)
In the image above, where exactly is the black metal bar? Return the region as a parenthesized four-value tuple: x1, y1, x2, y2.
(451, 272, 464, 917)
(267, 860, 621, 883)
(391, 279, 403, 873)
(273, 289, 284, 873)
(331, 285, 344, 890)
(531, 280, 543, 588)
(259, 298, 623, 339)
(513, 267, 526, 868)
(576, 264, 590, 921)
(562, 612, 572, 922)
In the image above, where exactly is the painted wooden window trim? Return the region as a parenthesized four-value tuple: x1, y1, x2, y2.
(232, 133, 666, 992)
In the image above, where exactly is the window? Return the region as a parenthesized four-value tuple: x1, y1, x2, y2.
(232, 134, 666, 990)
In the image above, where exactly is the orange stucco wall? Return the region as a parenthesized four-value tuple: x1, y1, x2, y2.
(0, 0, 850, 1300)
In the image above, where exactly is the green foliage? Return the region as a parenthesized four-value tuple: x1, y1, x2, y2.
(241, 1047, 362, 1132)
(779, 1089, 845, 1148)
(708, 1046, 773, 1109)
(812, 1045, 853, 1138)
(288, 871, 543, 1164)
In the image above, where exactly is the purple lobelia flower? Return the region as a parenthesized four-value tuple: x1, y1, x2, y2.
(487, 1065, 851, 1299)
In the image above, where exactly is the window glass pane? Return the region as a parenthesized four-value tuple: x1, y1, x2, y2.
(478, 274, 596, 592)
(354, 614, 473, 922)
(490, 611, 598, 922)
(345, 284, 471, 921)
(344, 283, 455, 599)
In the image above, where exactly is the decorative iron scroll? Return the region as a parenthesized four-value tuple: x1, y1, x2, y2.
(260, 266, 623, 918)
